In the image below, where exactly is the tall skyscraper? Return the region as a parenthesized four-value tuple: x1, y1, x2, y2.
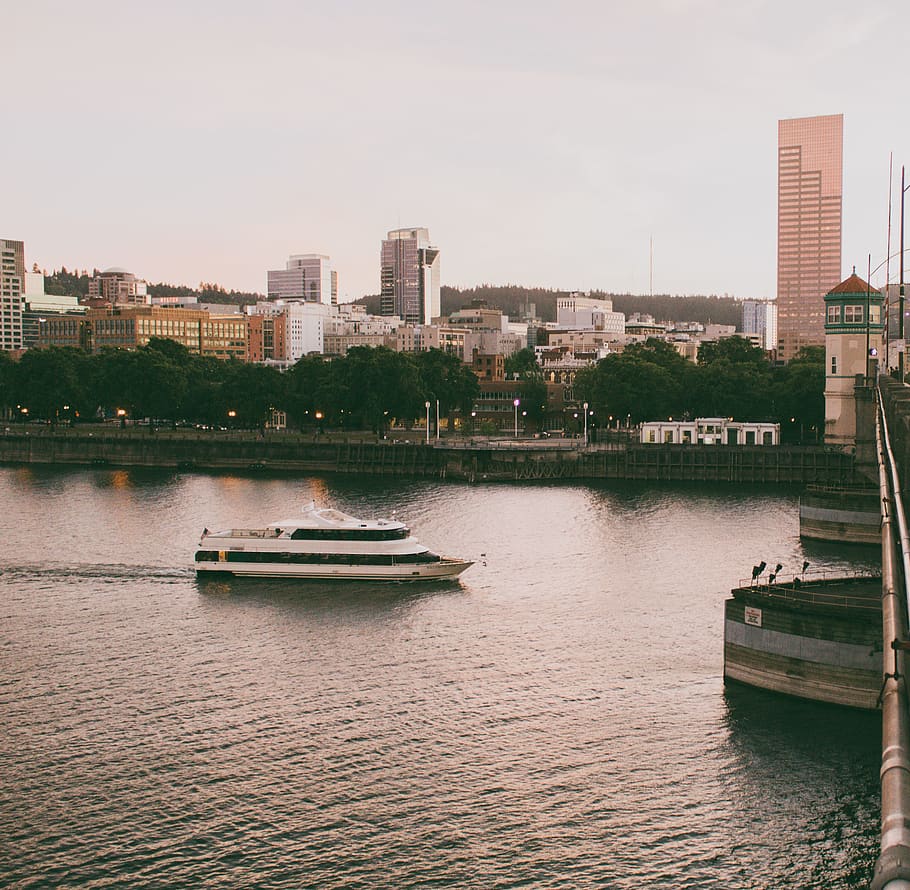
(1, 238, 25, 351)
(267, 254, 337, 306)
(776, 114, 843, 362)
(380, 228, 440, 325)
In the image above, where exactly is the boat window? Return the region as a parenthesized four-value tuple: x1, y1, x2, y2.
(289, 527, 409, 541)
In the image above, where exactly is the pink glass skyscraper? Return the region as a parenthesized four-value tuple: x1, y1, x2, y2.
(777, 114, 843, 362)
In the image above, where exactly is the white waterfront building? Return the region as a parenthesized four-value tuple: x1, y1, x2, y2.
(640, 417, 780, 446)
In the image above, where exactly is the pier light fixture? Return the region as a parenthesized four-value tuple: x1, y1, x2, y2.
(425, 401, 431, 444)
(583, 401, 589, 445)
(513, 398, 520, 437)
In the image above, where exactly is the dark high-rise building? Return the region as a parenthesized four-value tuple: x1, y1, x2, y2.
(379, 227, 440, 325)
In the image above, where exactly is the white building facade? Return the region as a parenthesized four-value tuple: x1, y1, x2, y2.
(556, 294, 625, 333)
(640, 417, 780, 445)
(741, 300, 778, 352)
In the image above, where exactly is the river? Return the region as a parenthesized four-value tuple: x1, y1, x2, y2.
(0, 467, 882, 888)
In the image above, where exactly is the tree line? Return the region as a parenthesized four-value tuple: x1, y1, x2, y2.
(571, 337, 824, 441)
(0, 341, 479, 432)
(0, 335, 822, 441)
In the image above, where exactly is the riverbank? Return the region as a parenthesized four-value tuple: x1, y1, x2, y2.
(0, 426, 857, 484)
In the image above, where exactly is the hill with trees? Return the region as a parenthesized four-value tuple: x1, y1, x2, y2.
(41, 268, 263, 304)
(356, 285, 746, 328)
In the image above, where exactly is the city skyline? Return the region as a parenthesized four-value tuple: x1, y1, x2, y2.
(3, 1, 909, 302)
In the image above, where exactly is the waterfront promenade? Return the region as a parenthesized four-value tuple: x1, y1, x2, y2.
(0, 424, 857, 484)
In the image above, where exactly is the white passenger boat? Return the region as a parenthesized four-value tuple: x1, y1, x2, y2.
(194, 504, 473, 581)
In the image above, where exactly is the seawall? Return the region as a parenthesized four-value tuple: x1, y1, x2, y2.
(0, 428, 858, 484)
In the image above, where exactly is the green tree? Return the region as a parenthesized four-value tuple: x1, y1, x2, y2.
(771, 346, 825, 442)
(414, 348, 480, 425)
(504, 347, 539, 377)
(13, 348, 89, 421)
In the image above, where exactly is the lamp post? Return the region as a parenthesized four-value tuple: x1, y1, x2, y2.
(471, 410, 476, 436)
(425, 401, 431, 444)
(583, 401, 589, 446)
(513, 398, 520, 437)
(436, 399, 440, 442)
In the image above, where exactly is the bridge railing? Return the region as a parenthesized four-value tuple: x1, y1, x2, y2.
(872, 384, 910, 890)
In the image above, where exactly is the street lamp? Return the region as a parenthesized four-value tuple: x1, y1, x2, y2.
(471, 410, 476, 436)
(513, 398, 520, 437)
(583, 401, 589, 446)
(425, 401, 431, 444)
(436, 399, 440, 442)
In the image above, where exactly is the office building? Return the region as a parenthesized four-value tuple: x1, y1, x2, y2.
(380, 228, 440, 325)
(1, 238, 25, 351)
(88, 267, 150, 305)
(22, 271, 84, 349)
(777, 114, 844, 361)
(741, 300, 778, 352)
(40, 305, 248, 360)
(267, 254, 337, 306)
(556, 294, 625, 334)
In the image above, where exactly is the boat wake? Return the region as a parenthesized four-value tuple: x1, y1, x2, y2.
(0, 562, 194, 583)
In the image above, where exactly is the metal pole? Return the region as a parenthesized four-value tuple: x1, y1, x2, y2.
(435, 400, 439, 442)
(886, 153, 893, 372)
(900, 166, 905, 382)
(868, 254, 873, 381)
(425, 400, 430, 445)
(584, 401, 589, 446)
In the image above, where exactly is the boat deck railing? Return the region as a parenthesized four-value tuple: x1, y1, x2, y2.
(221, 529, 281, 539)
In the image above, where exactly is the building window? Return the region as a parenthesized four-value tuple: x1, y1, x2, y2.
(844, 305, 864, 323)
(827, 305, 841, 324)
(664, 430, 674, 444)
(831, 356, 837, 375)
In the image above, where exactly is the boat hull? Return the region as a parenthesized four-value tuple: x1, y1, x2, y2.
(195, 558, 472, 582)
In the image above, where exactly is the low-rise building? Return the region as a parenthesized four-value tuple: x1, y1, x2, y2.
(640, 417, 780, 445)
(39, 305, 248, 359)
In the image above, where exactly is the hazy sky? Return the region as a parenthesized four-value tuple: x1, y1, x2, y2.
(4, 0, 908, 301)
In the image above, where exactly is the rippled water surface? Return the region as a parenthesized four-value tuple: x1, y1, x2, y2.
(0, 467, 882, 888)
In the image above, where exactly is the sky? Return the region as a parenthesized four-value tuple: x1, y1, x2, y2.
(3, 0, 908, 302)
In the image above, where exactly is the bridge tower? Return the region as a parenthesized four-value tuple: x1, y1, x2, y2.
(824, 271, 883, 450)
